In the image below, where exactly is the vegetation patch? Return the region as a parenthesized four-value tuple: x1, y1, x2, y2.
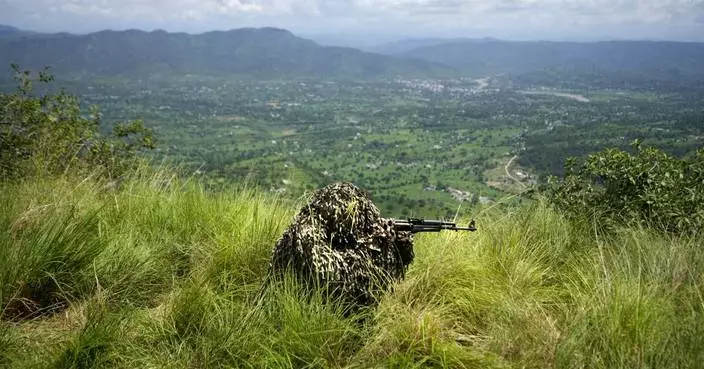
(1, 175, 702, 368)
(545, 141, 704, 234)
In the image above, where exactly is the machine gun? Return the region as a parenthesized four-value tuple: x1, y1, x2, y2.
(392, 218, 477, 234)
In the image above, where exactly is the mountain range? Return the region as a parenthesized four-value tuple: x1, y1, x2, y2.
(366, 37, 499, 55)
(0, 25, 26, 37)
(387, 38, 704, 77)
(0, 26, 453, 79)
(2, 25, 704, 79)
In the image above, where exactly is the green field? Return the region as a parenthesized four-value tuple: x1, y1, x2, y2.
(55, 74, 701, 219)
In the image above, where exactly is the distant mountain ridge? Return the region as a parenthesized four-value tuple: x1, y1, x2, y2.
(0, 27, 455, 79)
(395, 39, 704, 77)
(367, 37, 499, 55)
(0, 24, 27, 37)
(4, 25, 704, 79)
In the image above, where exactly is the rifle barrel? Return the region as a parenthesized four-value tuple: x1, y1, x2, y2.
(392, 218, 477, 233)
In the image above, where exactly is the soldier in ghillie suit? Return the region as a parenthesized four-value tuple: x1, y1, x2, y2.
(268, 182, 414, 308)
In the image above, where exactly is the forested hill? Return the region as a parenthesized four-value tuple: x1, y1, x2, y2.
(6, 25, 704, 79)
(395, 39, 704, 77)
(0, 25, 26, 37)
(0, 27, 455, 79)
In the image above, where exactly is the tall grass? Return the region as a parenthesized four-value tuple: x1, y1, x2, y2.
(1, 173, 702, 368)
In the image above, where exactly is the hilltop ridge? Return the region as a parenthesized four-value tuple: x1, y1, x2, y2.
(0, 24, 25, 37)
(0, 27, 455, 79)
(1, 173, 702, 368)
(4, 25, 704, 79)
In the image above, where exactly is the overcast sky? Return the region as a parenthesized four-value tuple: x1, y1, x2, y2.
(2, 0, 704, 43)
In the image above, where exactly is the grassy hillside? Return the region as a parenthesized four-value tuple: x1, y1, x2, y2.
(1, 172, 703, 368)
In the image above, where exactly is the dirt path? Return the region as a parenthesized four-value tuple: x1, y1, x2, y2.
(475, 77, 490, 90)
(551, 92, 590, 102)
(519, 90, 590, 102)
(504, 155, 526, 188)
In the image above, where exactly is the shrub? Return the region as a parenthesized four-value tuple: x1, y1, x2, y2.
(545, 141, 704, 234)
(0, 64, 154, 180)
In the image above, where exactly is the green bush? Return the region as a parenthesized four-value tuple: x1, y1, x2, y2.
(545, 141, 704, 234)
(0, 64, 154, 179)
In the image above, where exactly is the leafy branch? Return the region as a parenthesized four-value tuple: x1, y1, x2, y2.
(1, 65, 155, 179)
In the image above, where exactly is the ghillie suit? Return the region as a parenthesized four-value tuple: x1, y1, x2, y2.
(268, 182, 414, 308)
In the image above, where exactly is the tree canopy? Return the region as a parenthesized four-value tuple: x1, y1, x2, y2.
(0, 64, 154, 179)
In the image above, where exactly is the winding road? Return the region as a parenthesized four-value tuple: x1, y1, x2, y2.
(504, 155, 526, 188)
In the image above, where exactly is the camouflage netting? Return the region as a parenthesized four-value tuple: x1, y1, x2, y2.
(268, 182, 414, 307)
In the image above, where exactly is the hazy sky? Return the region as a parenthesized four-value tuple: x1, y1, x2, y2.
(2, 0, 704, 42)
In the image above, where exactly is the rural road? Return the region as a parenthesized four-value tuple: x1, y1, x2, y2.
(504, 155, 526, 188)
(518, 90, 590, 102)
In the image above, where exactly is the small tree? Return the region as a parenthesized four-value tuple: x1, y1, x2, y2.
(0, 65, 154, 180)
(545, 141, 704, 234)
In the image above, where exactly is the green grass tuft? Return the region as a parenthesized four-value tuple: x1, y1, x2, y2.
(1, 199, 105, 318)
(53, 295, 124, 369)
